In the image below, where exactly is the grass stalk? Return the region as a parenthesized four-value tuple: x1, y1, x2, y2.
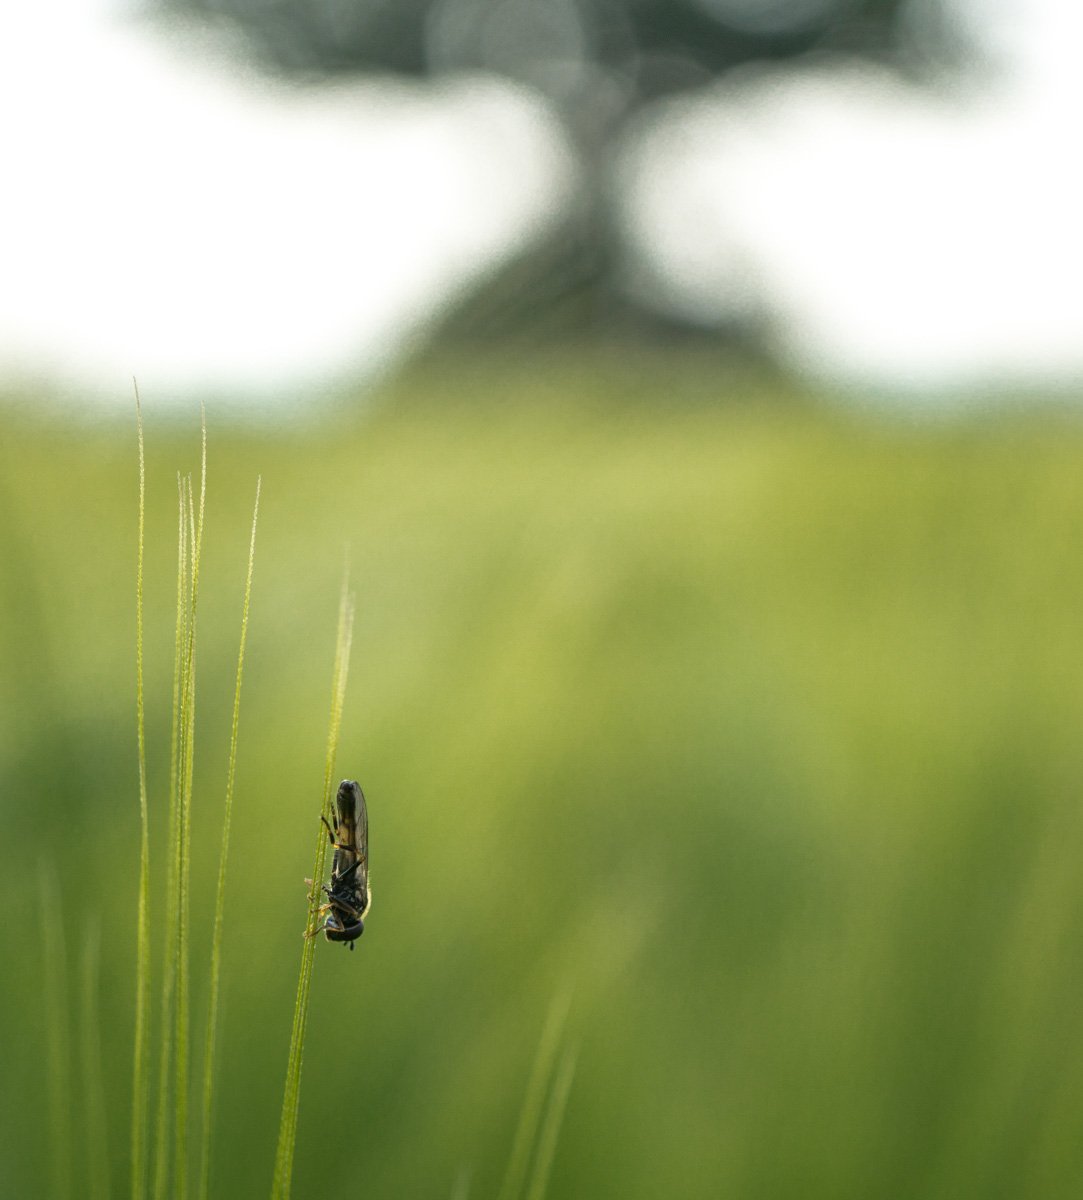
(132, 383, 151, 1200)
(496, 991, 573, 1200)
(175, 423, 207, 1200)
(41, 862, 72, 1200)
(270, 573, 356, 1200)
(197, 477, 262, 1200)
(151, 475, 190, 1200)
(522, 1046, 578, 1200)
(80, 920, 112, 1200)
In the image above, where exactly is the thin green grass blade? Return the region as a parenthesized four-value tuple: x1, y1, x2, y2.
(174, 479, 195, 1200)
(152, 476, 190, 1200)
(132, 383, 151, 1200)
(175, 428, 206, 1200)
(318, 574, 355, 835)
(40, 862, 72, 1200)
(80, 920, 112, 1200)
(270, 575, 355, 1200)
(522, 1047, 578, 1200)
(198, 477, 261, 1200)
(496, 991, 573, 1200)
(449, 1167, 471, 1200)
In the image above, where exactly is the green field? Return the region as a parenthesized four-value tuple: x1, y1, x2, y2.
(6, 356, 1083, 1198)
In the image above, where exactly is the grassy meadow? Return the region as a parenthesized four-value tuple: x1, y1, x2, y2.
(5, 354, 1083, 1198)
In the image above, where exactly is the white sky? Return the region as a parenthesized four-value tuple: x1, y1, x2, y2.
(0, 2, 574, 409)
(2, 0, 1083, 407)
(618, 0, 1083, 398)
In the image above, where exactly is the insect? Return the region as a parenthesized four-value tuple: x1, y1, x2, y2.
(309, 779, 370, 950)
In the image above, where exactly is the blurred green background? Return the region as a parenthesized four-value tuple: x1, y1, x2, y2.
(6, 352, 1083, 1198)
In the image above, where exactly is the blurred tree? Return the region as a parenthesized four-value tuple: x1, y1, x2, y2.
(160, 0, 912, 101)
(158, 0, 933, 347)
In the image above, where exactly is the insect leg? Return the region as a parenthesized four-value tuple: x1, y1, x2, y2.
(325, 893, 365, 921)
(303, 898, 338, 938)
(320, 814, 351, 851)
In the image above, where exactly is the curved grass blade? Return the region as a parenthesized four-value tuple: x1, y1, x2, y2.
(152, 475, 190, 1200)
(496, 991, 573, 1200)
(198, 477, 261, 1200)
(523, 1046, 578, 1200)
(175, 422, 207, 1200)
(41, 862, 72, 1200)
(80, 920, 112, 1200)
(449, 1168, 471, 1200)
(271, 574, 355, 1200)
(132, 382, 151, 1200)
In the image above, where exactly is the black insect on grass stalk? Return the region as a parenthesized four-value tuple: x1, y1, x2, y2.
(271, 572, 355, 1200)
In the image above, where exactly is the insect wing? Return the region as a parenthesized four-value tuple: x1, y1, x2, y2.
(352, 785, 369, 910)
(333, 780, 369, 908)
